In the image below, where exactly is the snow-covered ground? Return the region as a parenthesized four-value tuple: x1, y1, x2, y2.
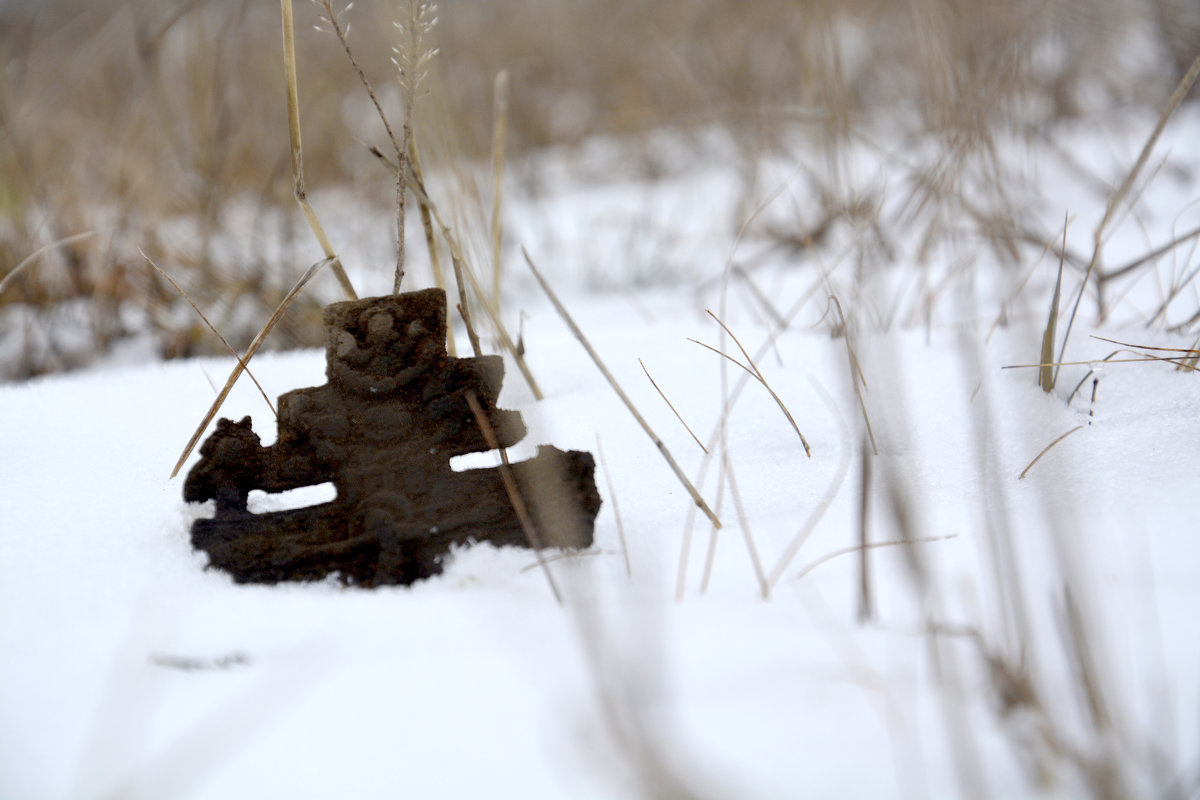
(2, 106, 1199, 798)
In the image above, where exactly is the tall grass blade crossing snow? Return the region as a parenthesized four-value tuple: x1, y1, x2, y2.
(524, 248, 721, 530)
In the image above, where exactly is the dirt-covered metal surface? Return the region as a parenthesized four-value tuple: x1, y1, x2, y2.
(184, 289, 599, 586)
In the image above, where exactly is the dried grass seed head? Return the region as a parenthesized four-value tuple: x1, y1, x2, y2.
(392, 2, 440, 93)
(312, 1, 354, 36)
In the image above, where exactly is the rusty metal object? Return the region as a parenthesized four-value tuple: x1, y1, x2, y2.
(184, 289, 599, 586)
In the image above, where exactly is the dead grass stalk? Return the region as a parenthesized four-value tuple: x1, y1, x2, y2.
(142, 251, 276, 418)
(639, 358, 707, 454)
(524, 248, 721, 530)
(1057, 51, 1200, 370)
(690, 309, 812, 457)
(280, 0, 356, 299)
(464, 389, 562, 603)
(171, 255, 338, 478)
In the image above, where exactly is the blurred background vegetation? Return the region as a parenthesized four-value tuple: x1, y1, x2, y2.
(1, 0, 1197, 379)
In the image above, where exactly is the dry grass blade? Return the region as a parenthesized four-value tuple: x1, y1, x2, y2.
(732, 264, 786, 327)
(858, 438, 872, 622)
(1057, 51, 1200, 366)
(0, 231, 96, 296)
(281, 0, 356, 300)
(1178, 335, 1200, 373)
(697, 468, 727, 596)
(1018, 425, 1085, 480)
(366, 151, 480, 356)
(675, 483, 707, 602)
(317, 0, 400, 155)
(596, 435, 632, 577)
(524, 248, 721, 529)
(793, 534, 958, 582)
(677, 286, 830, 601)
(765, 377, 850, 592)
(313, 0, 408, 293)
(371, 145, 542, 397)
(721, 451, 769, 599)
(448, 237, 483, 358)
(1059, 587, 1112, 733)
(490, 69, 509, 308)
(170, 256, 337, 478)
(390, 0, 439, 293)
(519, 549, 617, 573)
(408, 139, 452, 354)
(828, 296, 877, 454)
(1100, 51, 1200, 239)
(639, 358, 707, 453)
(691, 309, 812, 457)
(1099, 221, 1200, 283)
(1090, 334, 1200, 356)
(464, 390, 562, 603)
(458, 257, 543, 398)
(1043, 219, 1067, 391)
(141, 251, 276, 418)
(1005, 355, 1200, 373)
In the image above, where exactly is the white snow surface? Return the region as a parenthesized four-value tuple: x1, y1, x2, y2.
(3, 110, 1200, 799)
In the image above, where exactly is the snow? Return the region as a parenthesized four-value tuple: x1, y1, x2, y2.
(3, 107, 1200, 799)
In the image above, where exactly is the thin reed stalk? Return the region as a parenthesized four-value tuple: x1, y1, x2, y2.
(1056, 51, 1200, 373)
(0, 232, 96, 296)
(1018, 426, 1087, 480)
(171, 256, 338, 478)
(390, 0, 438, 293)
(677, 284, 827, 600)
(1040, 221, 1067, 392)
(409, 138, 454, 355)
(723, 451, 769, 598)
(490, 70, 509, 309)
(857, 437, 873, 622)
(142, 251, 276, 418)
(464, 390, 562, 604)
(449, 240, 483, 358)
(690, 309, 812, 457)
(639, 358, 707, 453)
(524, 248, 721, 529)
(698, 465, 727, 596)
(314, 0, 408, 294)
(828, 296, 877, 454)
(458, 259, 543, 398)
(280, 0, 356, 300)
(1005, 355, 1200, 372)
(764, 377, 851, 592)
(793, 534, 957, 582)
(595, 435, 632, 578)
(369, 145, 542, 397)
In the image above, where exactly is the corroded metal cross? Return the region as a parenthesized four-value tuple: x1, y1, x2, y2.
(184, 289, 600, 586)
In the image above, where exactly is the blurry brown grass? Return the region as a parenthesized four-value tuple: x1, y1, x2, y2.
(0, 0, 1194, 378)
